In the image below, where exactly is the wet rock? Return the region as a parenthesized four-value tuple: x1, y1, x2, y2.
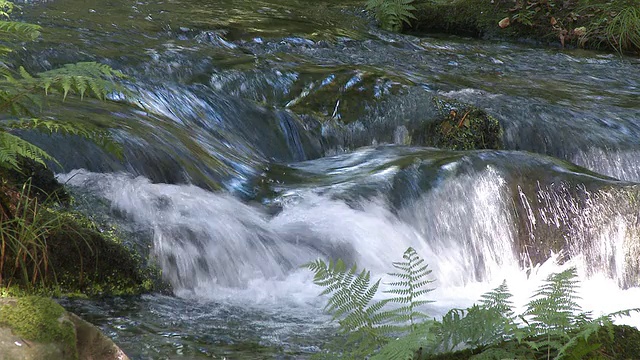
(8, 158, 69, 203)
(68, 313, 130, 360)
(0, 297, 129, 360)
(412, 97, 503, 150)
(0, 157, 160, 296)
(509, 177, 640, 289)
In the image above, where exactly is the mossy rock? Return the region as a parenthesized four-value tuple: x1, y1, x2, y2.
(0, 297, 131, 360)
(0, 158, 69, 205)
(68, 312, 130, 360)
(0, 297, 77, 360)
(412, 97, 503, 151)
(44, 213, 159, 296)
(0, 157, 162, 297)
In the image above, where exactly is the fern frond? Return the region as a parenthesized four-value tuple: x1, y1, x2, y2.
(524, 267, 583, 336)
(305, 248, 441, 358)
(305, 258, 388, 333)
(0, 131, 56, 170)
(366, 0, 415, 32)
(480, 280, 515, 319)
(0, 20, 40, 41)
(554, 318, 606, 360)
(372, 320, 439, 360)
(4, 118, 123, 159)
(385, 247, 435, 330)
(31, 62, 127, 100)
(438, 281, 518, 352)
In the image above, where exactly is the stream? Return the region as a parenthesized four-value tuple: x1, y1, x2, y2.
(13, 0, 640, 358)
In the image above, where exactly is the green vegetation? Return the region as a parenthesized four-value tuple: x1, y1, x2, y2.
(366, 0, 417, 32)
(0, 0, 124, 171)
(306, 247, 436, 359)
(0, 180, 61, 289)
(405, 0, 640, 54)
(306, 247, 640, 359)
(413, 97, 503, 151)
(591, 3, 640, 53)
(0, 0, 159, 297)
(0, 296, 77, 359)
(0, 170, 158, 296)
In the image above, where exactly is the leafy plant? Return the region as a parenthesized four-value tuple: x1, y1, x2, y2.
(0, 131, 56, 170)
(306, 247, 435, 359)
(605, 6, 640, 54)
(305, 258, 391, 358)
(521, 267, 584, 358)
(365, 0, 416, 32)
(385, 247, 435, 329)
(0, 0, 126, 171)
(308, 249, 640, 360)
(439, 281, 517, 353)
(0, 180, 62, 288)
(372, 320, 439, 360)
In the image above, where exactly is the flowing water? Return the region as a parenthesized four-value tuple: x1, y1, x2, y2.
(11, 0, 640, 358)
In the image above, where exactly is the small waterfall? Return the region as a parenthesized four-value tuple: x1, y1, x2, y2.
(57, 165, 520, 293)
(57, 149, 640, 333)
(399, 166, 519, 284)
(517, 182, 640, 288)
(573, 148, 640, 183)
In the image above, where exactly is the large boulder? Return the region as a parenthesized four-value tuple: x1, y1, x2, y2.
(0, 297, 128, 360)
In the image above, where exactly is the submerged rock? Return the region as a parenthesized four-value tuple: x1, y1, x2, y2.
(0, 297, 129, 360)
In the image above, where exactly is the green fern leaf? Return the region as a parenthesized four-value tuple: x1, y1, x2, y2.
(385, 247, 435, 330)
(0, 131, 57, 169)
(4, 118, 123, 160)
(0, 20, 40, 41)
(366, 0, 415, 32)
(372, 320, 439, 360)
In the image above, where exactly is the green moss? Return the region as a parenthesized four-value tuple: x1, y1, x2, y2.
(0, 297, 77, 359)
(46, 214, 164, 296)
(412, 97, 503, 151)
(1, 169, 165, 297)
(597, 324, 640, 358)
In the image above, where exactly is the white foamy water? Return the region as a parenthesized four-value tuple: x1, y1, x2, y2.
(57, 168, 640, 329)
(574, 148, 640, 183)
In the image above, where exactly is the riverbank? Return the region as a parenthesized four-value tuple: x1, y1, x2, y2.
(410, 0, 639, 54)
(0, 162, 160, 358)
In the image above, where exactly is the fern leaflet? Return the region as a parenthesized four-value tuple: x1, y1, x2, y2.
(385, 247, 435, 330)
(0, 131, 57, 169)
(365, 0, 416, 32)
